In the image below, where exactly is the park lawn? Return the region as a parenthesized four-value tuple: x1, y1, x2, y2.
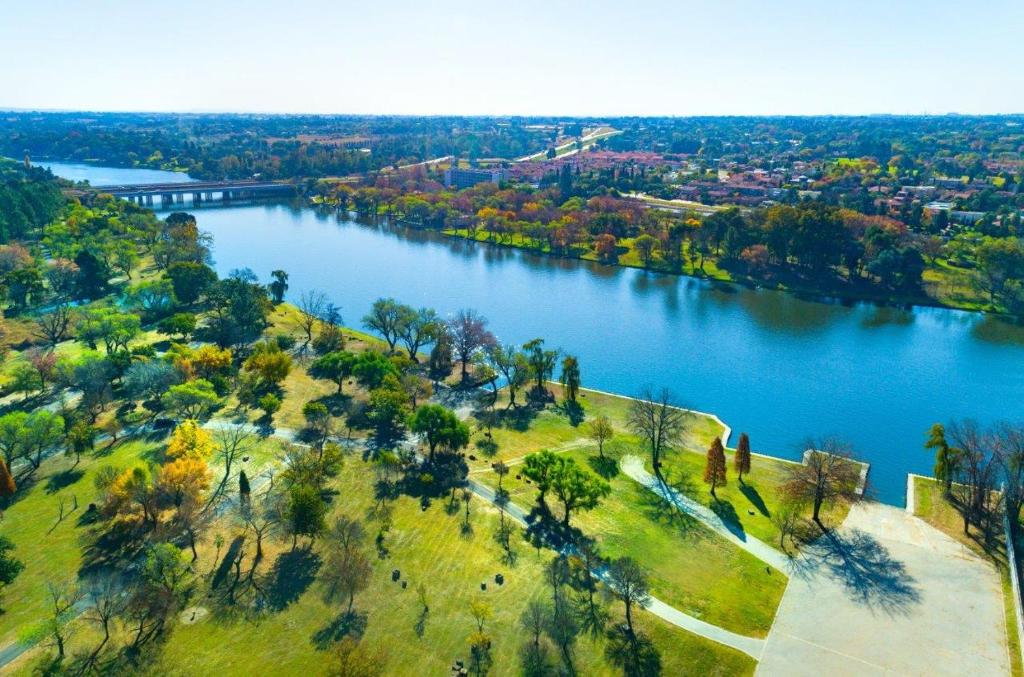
(104, 455, 755, 676)
(651, 446, 853, 550)
(912, 476, 1024, 677)
(469, 385, 725, 472)
(478, 445, 785, 638)
(0, 437, 160, 646)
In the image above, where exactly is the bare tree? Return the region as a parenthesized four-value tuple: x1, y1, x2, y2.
(34, 303, 74, 348)
(210, 426, 256, 506)
(626, 387, 686, 471)
(296, 289, 329, 347)
(448, 309, 496, 382)
(84, 576, 124, 665)
(995, 422, 1024, 536)
(948, 421, 999, 535)
(41, 580, 83, 660)
(783, 438, 861, 527)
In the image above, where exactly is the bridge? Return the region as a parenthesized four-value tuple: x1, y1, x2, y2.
(91, 180, 296, 207)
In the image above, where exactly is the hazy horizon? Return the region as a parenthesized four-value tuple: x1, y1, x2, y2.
(3, 0, 1022, 116)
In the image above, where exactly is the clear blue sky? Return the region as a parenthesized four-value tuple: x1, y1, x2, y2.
(2, 0, 1022, 115)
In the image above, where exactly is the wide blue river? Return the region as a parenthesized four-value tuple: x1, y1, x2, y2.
(44, 162, 1024, 505)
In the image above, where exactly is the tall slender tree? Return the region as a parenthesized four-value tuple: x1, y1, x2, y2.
(559, 355, 580, 403)
(704, 437, 727, 498)
(734, 432, 752, 484)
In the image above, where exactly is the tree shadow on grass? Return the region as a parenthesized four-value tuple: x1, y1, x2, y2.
(709, 498, 748, 541)
(476, 405, 538, 433)
(311, 609, 367, 649)
(265, 547, 321, 612)
(211, 536, 246, 590)
(45, 468, 85, 494)
(637, 485, 700, 539)
(79, 519, 148, 578)
(740, 483, 771, 518)
(556, 400, 585, 427)
(587, 454, 619, 480)
(797, 528, 921, 617)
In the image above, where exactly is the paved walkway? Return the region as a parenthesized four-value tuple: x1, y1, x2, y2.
(620, 455, 790, 572)
(757, 502, 1010, 676)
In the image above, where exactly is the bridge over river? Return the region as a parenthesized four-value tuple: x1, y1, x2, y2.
(91, 179, 296, 207)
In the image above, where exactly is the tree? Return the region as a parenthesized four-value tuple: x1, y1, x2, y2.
(66, 420, 96, 466)
(399, 307, 440, 360)
(588, 416, 613, 458)
(243, 340, 292, 388)
(286, 484, 327, 548)
(77, 308, 141, 355)
(31, 581, 82, 660)
(124, 359, 178, 402)
(449, 309, 496, 382)
(995, 423, 1024, 536)
(626, 387, 686, 471)
(162, 380, 221, 421)
(367, 379, 410, 444)
(428, 325, 454, 380)
(924, 423, 960, 491)
(310, 351, 356, 394)
(523, 338, 558, 399)
(362, 297, 407, 353)
(72, 353, 116, 420)
(83, 577, 124, 664)
(734, 432, 752, 484)
(166, 261, 216, 305)
(34, 303, 74, 348)
(947, 421, 999, 534)
(0, 459, 16, 500)
(142, 543, 193, 604)
(408, 404, 470, 462)
(297, 289, 329, 347)
(975, 237, 1024, 305)
(269, 269, 289, 304)
(352, 350, 399, 390)
(703, 437, 727, 497)
(0, 536, 24, 610)
(487, 343, 530, 407)
(783, 439, 861, 527)
(522, 450, 560, 509)
(550, 458, 610, 526)
(634, 234, 660, 266)
(158, 312, 197, 341)
(322, 525, 373, 612)
(606, 557, 650, 638)
(126, 278, 177, 318)
(559, 355, 580, 403)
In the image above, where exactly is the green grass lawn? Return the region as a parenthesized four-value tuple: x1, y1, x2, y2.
(912, 476, 1024, 677)
(0, 438, 159, 646)
(477, 443, 786, 638)
(9, 449, 756, 676)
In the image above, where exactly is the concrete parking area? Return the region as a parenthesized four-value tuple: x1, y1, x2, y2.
(758, 502, 1010, 676)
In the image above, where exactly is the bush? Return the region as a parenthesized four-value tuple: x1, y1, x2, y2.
(258, 393, 281, 417)
(274, 333, 297, 351)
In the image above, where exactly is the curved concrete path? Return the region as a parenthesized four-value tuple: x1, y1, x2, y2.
(620, 455, 790, 572)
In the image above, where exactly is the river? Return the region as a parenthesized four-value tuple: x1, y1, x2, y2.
(43, 161, 1024, 505)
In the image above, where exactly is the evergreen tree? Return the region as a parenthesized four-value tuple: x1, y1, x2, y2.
(734, 432, 752, 484)
(703, 437, 727, 498)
